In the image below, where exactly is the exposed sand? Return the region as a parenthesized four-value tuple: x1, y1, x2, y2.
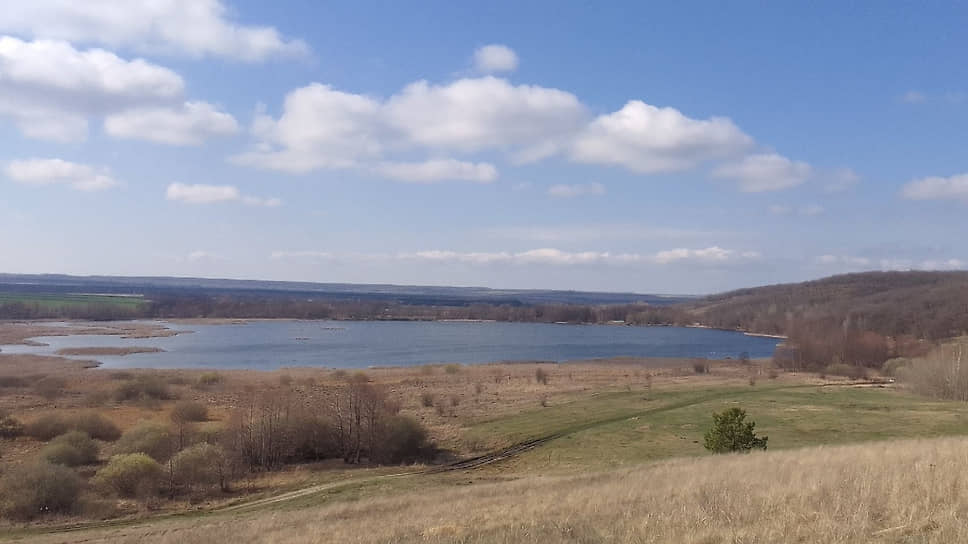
(54, 346, 165, 356)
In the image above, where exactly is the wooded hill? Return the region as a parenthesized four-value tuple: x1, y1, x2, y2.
(686, 271, 968, 340)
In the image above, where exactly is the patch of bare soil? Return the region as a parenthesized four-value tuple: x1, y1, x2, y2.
(54, 346, 165, 356)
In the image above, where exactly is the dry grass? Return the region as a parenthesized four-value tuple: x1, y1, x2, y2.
(27, 436, 968, 543)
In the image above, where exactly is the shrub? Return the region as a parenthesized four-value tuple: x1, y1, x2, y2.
(94, 453, 163, 498)
(114, 422, 175, 462)
(420, 392, 435, 407)
(474, 382, 484, 395)
(170, 401, 208, 423)
(172, 443, 228, 492)
(535, 367, 550, 385)
(69, 412, 121, 441)
(882, 357, 911, 377)
(277, 373, 293, 386)
(289, 417, 337, 462)
(195, 372, 223, 388)
(0, 461, 82, 520)
(41, 431, 99, 466)
(703, 407, 768, 454)
(449, 394, 461, 407)
(444, 364, 461, 374)
(33, 376, 67, 400)
(0, 412, 24, 438)
(107, 371, 134, 381)
(692, 360, 710, 374)
(113, 376, 173, 402)
(373, 416, 433, 464)
(25, 413, 121, 442)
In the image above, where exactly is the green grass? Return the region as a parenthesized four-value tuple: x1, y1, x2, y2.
(467, 384, 968, 473)
(0, 293, 146, 310)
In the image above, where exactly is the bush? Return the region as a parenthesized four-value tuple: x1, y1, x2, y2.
(289, 417, 337, 462)
(692, 360, 710, 374)
(172, 443, 228, 492)
(33, 376, 67, 400)
(703, 407, 768, 454)
(94, 453, 163, 498)
(277, 373, 293, 386)
(195, 372, 223, 388)
(0, 412, 24, 438)
(0, 461, 82, 520)
(443, 364, 461, 374)
(882, 357, 911, 377)
(114, 422, 175, 462)
(41, 431, 99, 466)
(535, 367, 550, 385)
(113, 376, 173, 402)
(25, 413, 120, 442)
(420, 392, 435, 407)
(170, 401, 208, 423)
(373, 416, 433, 464)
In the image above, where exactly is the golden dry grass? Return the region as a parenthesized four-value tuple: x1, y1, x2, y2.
(26, 436, 968, 543)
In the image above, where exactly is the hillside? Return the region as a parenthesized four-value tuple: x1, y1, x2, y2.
(27, 436, 968, 543)
(687, 271, 968, 340)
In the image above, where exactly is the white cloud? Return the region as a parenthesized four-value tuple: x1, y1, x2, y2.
(800, 204, 825, 216)
(165, 183, 280, 206)
(484, 224, 720, 243)
(474, 44, 519, 73)
(816, 254, 964, 271)
(900, 173, 968, 202)
(105, 101, 238, 145)
(570, 101, 753, 173)
(269, 246, 760, 267)
(187, 250, 222, 262)
(5, 158, 120, 191)
(235, 77, 586, 176)
(0, 0, 307, 61)
(713, 153, 813, 192)
(231, 83, 383, 173)
(385, 77, 586, 154)
(0, 36, 184, 141)
(373, 159, 498, 183)
(547, 182, 605, 198)
(901, 90, 926, 104)
(768, 204, 792, 215)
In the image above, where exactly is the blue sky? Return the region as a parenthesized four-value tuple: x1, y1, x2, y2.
(1, 1, 966, 294)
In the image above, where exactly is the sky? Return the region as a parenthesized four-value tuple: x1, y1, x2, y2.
(1, 1, 967, 294)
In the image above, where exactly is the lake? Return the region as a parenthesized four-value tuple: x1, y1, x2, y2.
(0, 320, 781, 370)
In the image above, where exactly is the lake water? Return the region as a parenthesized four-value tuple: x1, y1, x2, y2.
(0, 320, 781, 370)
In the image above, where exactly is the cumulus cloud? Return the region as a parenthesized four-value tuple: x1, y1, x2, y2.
(823, 167, 861, 193)
(0, 36, 184, 141)
(373, 159, 497, 183)
(484, 224, 720, 243)
(165, 183, 280, 206)
(5, 158, 120, 191)
(473, 44, 519, 73)
(0, 0, 307, 61)
(713, 153, 813, 192)
(105, 101, 239, 145)
(570, 101, 753, 173)
(546, 182, 605, 198)
(900, 173, 968, 202)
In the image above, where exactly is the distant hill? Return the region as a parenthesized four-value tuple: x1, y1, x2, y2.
(0, 273, 692, 308)
(687, 270, 968, 339)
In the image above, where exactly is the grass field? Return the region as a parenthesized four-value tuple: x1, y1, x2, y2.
(0, 293, 146, 310)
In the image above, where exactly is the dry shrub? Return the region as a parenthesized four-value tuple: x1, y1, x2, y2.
(33, 376, 67, 399)
(882, 357, 911, 377)
(25, 412, 121, 442)
(0, 461, 82, 520)
(444, 364, 461, 375)
(371, 416, 434, 465)
(474, 382, 484, 395)
(692, 360, 710, 374)
(278, 373, 293, 387)
(449, 394, 461, 407)
(107, 371, 134, 381)
(900, 342, 968, 400)
(114, 376, 174, 403)
(535, 367, 550, 385)
(94, 453, 163, 498)
(0, 411, 24, 438)
(41, 431, 99, 467)
(823, 363, 867, 380)
(172, 443, 229, 493)
(171, 401, 209, 423)
(114, 422, 175, 462)
(195, 372, 224, 389)
(420, 392, 435, 407)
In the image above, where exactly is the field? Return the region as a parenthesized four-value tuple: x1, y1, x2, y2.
(2, 321, 968, 542)
(0, 293, 146, 312)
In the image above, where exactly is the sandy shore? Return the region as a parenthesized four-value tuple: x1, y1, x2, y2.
(54, 346, 165, 356)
